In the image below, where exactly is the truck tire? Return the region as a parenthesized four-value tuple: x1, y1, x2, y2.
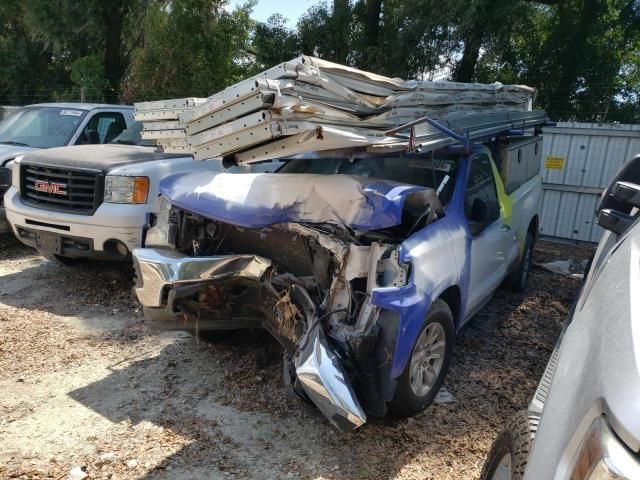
(480, 410, 539, 480)
(507, 232, 534, 292)
(389, 299, 454, 417)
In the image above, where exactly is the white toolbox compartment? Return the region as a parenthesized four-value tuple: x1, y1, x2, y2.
(499, 136, 543, 194)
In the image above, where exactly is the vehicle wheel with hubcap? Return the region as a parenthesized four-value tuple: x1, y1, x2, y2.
(507, 232, 534, 292)
(480, 410, 539, 480)
(389, 298, 454, 417)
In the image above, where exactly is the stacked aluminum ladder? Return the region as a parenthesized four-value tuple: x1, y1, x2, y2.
(134, 57, 540, 163)
(136, 98, 205, 155)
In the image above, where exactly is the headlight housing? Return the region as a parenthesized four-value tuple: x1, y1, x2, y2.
(569, 416, 640, 479)
(11, 155, 23, 189)
(104, 176, 149, 204)
(144, 195, 177, 248)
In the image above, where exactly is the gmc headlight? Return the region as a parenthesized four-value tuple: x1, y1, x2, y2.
(104, 176, 149, 204)
(11, 155, 23, 189)
(569, 416, 640, 479)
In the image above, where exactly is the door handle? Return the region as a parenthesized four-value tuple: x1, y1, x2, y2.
(501, 223, 511, 232)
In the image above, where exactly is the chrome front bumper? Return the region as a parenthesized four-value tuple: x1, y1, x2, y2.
(133, 248, 272, 308)
(132, 247, 367, 431)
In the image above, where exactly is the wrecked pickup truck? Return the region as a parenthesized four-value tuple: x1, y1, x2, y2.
(131, 126, 544, 430)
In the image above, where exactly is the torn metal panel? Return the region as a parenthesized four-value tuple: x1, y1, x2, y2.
(294, 324, 367, 431)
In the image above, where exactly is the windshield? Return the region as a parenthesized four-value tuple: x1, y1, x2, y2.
(109, 121, 153, 146)
(0, 106, 87, 148)
(278, 154, 460, 204)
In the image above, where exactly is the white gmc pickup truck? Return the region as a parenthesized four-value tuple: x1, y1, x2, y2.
(4, 121, 267, 263)
(0, 103, 136, 232)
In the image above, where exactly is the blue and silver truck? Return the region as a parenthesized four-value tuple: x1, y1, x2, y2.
(131, 110, 547, 431)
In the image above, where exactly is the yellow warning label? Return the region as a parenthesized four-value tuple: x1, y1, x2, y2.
(544, 156, 565, 170)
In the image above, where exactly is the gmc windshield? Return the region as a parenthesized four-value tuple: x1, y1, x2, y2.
(0, 106, 87, 149)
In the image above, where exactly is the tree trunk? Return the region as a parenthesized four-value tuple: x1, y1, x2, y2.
(548, 0, 597, 120)
(364, 0, 382, 48)
(100, 0, 130, 103)
(333, 0, 350, 64)
(363, 0, 382, 69)
(453, 28, 483, 82)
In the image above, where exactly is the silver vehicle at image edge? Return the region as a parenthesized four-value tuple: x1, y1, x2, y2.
(481, 154, 640, 480)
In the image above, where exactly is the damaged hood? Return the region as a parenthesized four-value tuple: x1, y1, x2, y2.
(159, 171, 431, 230)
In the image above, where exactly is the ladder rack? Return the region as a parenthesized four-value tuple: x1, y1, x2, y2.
(134, 56, 543, 162)
(230, 110, 548, 164)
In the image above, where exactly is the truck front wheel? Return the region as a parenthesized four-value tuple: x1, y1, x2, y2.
(389, 299, 454, 417)
(480, 410, 539, 480)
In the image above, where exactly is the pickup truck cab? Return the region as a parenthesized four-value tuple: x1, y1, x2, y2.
(132, 136, 542, 430)
(4, 121, 259, 263)
(0, 103, 135, 231)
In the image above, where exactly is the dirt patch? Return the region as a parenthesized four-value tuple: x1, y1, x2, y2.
(0, 236, 591, 479)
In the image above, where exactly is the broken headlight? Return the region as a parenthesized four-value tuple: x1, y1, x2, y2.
(376, 249, 409, 288)
(144, 195, 177, 249)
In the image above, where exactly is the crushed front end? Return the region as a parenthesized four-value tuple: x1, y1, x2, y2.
(133, 171, 443, 430)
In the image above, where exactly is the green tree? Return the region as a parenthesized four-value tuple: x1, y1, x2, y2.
(18, 0, 151, 102)
(252, 14, 300, 69)
(476, 0, 640, 122)
(123, 0, 254, 101)
(0, 0, 68, 104)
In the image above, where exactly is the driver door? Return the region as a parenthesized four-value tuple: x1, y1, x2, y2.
(465, 154, 513, 314)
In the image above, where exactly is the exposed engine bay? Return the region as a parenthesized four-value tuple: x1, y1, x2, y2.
(136, 175, 444, 430)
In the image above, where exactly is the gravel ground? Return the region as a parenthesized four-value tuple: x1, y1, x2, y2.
(0, 235, 594, 480)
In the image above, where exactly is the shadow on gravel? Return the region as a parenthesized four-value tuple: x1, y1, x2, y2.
(65, 261, 582, 479)
(0, 233, 32, 261)
(0, 241, 136, 320)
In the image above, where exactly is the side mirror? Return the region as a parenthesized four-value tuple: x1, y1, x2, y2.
(597, 209, 634, 236)
(611, 181, 640, 208)
(469, 198, 500, 234)
(470, 198, 489, 223)
(470, 198, 499, 223)
(596, 181, 640, 236)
